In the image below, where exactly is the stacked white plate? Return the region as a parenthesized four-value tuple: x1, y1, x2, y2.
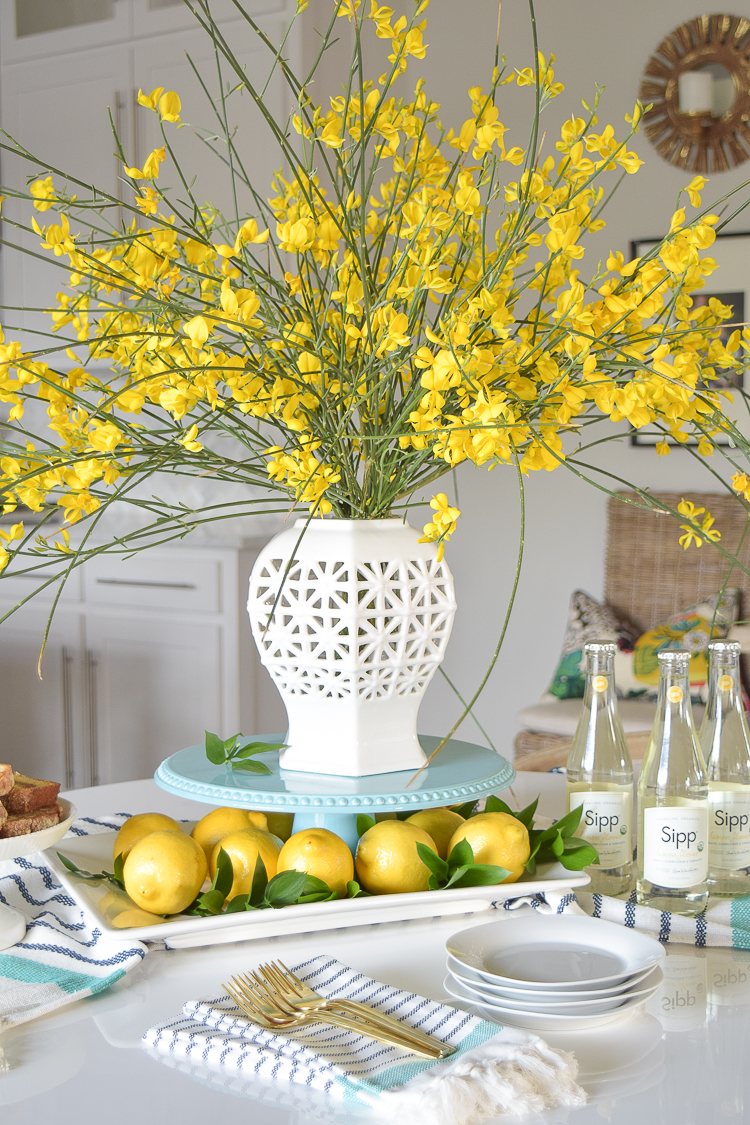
(444, 914, 665, 1030)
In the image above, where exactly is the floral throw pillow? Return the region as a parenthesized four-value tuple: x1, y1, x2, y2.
(630, 589, 741, 701)
(548, 590, 639, 699)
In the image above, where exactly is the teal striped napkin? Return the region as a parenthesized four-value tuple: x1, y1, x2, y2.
(0, 814, 145, 1029)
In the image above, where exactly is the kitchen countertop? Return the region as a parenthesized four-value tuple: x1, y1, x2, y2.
(1, 770, 747, 1124)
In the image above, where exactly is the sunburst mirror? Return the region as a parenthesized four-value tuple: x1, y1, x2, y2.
(640, 13, 750, 173)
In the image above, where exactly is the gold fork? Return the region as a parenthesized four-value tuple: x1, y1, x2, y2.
(255, 960, 455, 1059)
(224, 972, 445, 1059)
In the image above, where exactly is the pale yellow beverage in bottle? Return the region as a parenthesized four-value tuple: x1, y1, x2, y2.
(566, 642, 634, 895)
(700, 640, 750, 898)
(637, 650, 708, 916)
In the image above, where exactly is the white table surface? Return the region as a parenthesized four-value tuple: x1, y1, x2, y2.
(2, 771, 748, 1124)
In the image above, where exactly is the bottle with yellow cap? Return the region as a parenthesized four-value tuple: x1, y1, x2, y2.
(637, 650, 708, 915)
(700, 639, 750, 897)
(566, 641, 634, 895)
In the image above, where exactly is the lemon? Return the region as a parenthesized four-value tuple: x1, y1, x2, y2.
(114, 813, 184, 861)
(123, 830, 207, 914)
(405, 808, 465, 859)
(447, 812, 530, 883)
(211, 827, 281, 898)
(191, 806, 268, 863)
(355, 820, 437, 895)
(263, 812, 295, 842)
(277, 828, 354, 897)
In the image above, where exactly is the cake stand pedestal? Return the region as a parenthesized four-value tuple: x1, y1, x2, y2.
(155, 735, 515, 851)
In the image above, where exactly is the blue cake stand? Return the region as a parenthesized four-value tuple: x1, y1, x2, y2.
(155, 735, 515, 850)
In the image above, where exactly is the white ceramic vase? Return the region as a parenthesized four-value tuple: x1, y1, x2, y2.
(247, 518, 457, 777)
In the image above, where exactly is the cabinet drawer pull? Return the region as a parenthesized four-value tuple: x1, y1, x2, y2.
(95, 578, 197, 590)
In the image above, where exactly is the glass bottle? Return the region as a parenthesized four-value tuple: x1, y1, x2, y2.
(699, 640, 750, 897)
(637, 650, 709, 915)
(566, 641, 635, 895)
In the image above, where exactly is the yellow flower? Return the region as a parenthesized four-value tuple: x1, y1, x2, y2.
(158, 91, 181, 123)
(732, 472, 750, 502)
(181, 423, 203, 451)
(418, 493, 460, 560)
(137, 87, 165, 111)
(124, 147, 166, 180)
(677, 499, 720, 549)
(685, 175, 707, 208)
(184, 315, 211, 347)
(655, 439, 670, 457)
(30, 176, 56, 212)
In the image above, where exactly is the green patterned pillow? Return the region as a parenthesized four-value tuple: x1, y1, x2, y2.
(548, 590, 639, 699)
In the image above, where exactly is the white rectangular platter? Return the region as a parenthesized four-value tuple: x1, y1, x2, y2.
(46, 830, 590, 950)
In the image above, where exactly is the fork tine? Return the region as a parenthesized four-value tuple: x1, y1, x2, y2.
(241, 971, 301, 1017)
(260, 961, 296, 995)
(276, 960, 306, 990)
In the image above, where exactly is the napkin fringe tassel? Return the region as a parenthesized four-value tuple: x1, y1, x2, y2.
(377, 1031, 585, 1123)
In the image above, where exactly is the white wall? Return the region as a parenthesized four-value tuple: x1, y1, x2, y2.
(374, 0, 750, 756)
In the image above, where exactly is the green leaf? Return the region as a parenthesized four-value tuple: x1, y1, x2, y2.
(550, 804, 584, 838)
(515, 796, 539, 829)
(446, 863, 511, 888)
(223, 733, 241, 754)
(56, 852, 107, 882)
(212, 846, 234, 900)
(450, 800, 477, 819)
(113, 852, 125, 884)
(231, 759, 273, 775)
(427, 873, 441, 890)
(225, 893, 254, 913)
(300, 874, 333, 895)
(447, 838, 474, 869)
(249, 853, 268, 907)
(549, 831, 565, 857)
(233, 740, 286, 758)
(346, 880, 370, 898)
(195, 888, 226, 915)
(525, 854, 537, 875)
(205, 730, 227, 765)
(559, 841, 599, 870)
(484, 794, 514, 816)
(356, 814, 376, 837)
(416, 842, 449, 880)
(264, 870, 309, 907)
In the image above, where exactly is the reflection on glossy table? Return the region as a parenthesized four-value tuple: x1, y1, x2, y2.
(2, 772, 747, 1124)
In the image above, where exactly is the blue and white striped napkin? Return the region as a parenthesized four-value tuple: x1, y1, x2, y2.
(143, 954, 585, 1124)
(0, 813, 145, 1030)
(505, 889, 750, 948)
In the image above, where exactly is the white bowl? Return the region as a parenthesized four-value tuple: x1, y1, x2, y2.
(446, 965, 663, 1014)
(446, 953, 658, 999)
(447, 914, 665, 991)
(0, 798, 77, 862)
(443, 973, 659, 1031)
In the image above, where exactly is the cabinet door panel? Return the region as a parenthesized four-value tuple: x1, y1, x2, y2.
(0, 0, 132, 64)
(1, 45, 133, 346)
(0, 603, 85, 787)
(86, 612, 224, 783)
(133, 18, 288, 221)
(85, 552, 222, 612)
(131, 0, 286, 38)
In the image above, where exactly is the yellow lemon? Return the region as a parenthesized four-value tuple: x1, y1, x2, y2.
(263, 812, 295, 842)
(447, 812, 530, 884)
(211, 827, 281, 898)
(405, 808, 465, 859)
(355, 820, 437, 895)
(123, 830, 207, 915)
(114, 812, 183, 861)
(277, 828, 354, 897)
(191, 806, 268, 863)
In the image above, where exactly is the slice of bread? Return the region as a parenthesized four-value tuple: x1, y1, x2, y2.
(0, 801, 6, 828)
(0, 802, 62, 838)
(0, 764, 12, 797)
(2, 773, 61, 814)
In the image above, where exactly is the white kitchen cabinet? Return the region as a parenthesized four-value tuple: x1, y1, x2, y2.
(0, 541, 284, 787)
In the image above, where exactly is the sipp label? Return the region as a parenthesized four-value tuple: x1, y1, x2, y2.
(643, 805, 708, 888)
(708, 791, 750, 870)
(568, 791, 632, 867)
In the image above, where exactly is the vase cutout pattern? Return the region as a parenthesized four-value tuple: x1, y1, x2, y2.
(247, 519, 457, 776)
